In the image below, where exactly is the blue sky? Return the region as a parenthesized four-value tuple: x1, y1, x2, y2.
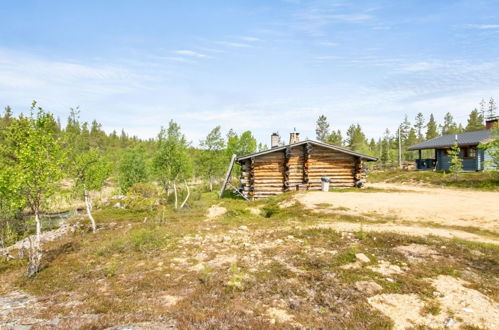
(1, 0, 499, 145)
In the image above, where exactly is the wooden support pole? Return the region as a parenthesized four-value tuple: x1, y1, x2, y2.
(219, 154, 237, 198)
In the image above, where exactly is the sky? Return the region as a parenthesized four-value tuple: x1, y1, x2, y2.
(1, 0, 499, 145)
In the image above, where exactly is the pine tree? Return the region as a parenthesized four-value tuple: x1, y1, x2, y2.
(405, 128, 417, 160)
(479, 98, 487, 119)
(426, 114, 438, 139)
(315, 115, 330, 142)
(465, 109, 484, 131)
(414, 112, 425, 142)
(488, 97, 497, 118)
(346, 124, 368, 152)
(380, 129, 391, 165)
(441, 112, 459, 135)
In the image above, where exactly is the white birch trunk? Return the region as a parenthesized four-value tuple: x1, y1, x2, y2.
(180, 180, 190, 209)
(173, 181, 178, 209)
(209, 176, 213, 192)
(26, 210, 42, 277)
(84, 185, 97, 233)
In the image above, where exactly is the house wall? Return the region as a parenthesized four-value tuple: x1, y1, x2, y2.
(239, 144, 362, 199)
(307, 145, 357, 190)
(484, 149, 497, 170)
(436, 147, 480, 171)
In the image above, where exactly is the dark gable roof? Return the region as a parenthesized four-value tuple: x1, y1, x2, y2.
(408, 130, 492, 151)
(237, 139, 378, 162)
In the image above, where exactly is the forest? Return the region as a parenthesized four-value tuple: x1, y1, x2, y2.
(0, 97, 497, 276)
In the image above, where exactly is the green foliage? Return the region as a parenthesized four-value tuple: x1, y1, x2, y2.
(315, 115, 330, 142)
(199, 126, 226, 189)
(128, 182, 159, 198)
(479, 125, 499, 169)
(466, 109, 484, 131)
(4, 103, 64, 214)
(346, 124, 369, 153)
(152, 120, 193, 190)
(448, 142, 463, 178)
(441, 112, 460, 135)
(71, 148, 111, 195)
(414, 112, 425, 142)
(226, 129, 257, 158)
(426, 114, 439, 140)
(119, 148, 149, 193)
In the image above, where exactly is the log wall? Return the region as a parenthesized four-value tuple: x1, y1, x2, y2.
(239, 144, 366, 199)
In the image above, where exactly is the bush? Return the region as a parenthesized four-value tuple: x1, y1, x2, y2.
(128, 182, 158, 198)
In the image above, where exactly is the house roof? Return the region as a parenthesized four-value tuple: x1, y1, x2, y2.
(237, 139, 378, 162)
(407, 130, 492, 150)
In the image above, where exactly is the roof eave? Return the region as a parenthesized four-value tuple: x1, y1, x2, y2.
(237, 140, 378, 162)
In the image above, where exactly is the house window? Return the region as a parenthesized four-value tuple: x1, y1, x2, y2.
(465, 147, 476, 159)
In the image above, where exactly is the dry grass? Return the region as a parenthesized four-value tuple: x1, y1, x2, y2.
(1, 191, 498, 329)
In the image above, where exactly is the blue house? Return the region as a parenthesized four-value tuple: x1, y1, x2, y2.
(408, 117, 498, 172)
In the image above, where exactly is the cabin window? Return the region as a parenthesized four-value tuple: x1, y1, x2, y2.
(463, 147, 476, 159)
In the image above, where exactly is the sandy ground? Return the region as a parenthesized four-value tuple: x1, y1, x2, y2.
(296, 183, 499, 233)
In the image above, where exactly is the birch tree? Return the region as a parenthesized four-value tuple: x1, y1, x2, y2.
(6, 103, 63, 276)
(71, 148, 110, 232)
(200, 126, 225, 191)
(153, 121, 193, 208)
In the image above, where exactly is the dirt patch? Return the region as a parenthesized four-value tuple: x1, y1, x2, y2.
(394, 243, 440, 262)
(369, 275, 499, 329)
(296, 184, 499, 233)
(266, 307, 295, 324)
(354, 281, 383, 295)
(368, 260, 405, 276)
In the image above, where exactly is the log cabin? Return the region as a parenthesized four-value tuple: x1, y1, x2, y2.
(236, 132, 378, 199)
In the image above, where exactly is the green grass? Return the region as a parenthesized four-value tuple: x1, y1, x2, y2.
(369, 169, 499, 191)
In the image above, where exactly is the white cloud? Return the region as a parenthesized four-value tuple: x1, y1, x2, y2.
(467, 24, 499, 29)
(216, 41, 253, 48)
(174, 50, 211, 58)
(239, 36, 261, 42)
(317, 41, 338, 47)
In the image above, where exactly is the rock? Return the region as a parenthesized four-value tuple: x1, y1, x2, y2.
(239, 225, 249, 231)
(355, 253, 370, 263)
(354, 281, 383, 295)
(444, 317, 456, 328)
(113, 202, 124, 209)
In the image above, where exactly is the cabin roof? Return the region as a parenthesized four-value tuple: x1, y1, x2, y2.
(237, 139, 378, 162)
(407, 130, 492, 151)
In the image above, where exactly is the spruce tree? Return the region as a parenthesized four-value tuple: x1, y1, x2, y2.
(465, 109, 484, 131)
(414, 112, 425, 142)
(425, 114, 438, 139)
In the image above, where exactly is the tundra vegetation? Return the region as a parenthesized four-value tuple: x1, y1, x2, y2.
(0, 101, 498, 328)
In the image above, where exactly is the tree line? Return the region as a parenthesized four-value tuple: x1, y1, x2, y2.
(1, 98, 497, 275)
(0, 102, 258, 275)
(315, 97, 497, 164)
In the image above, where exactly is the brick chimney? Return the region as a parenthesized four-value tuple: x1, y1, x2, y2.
(271, 133, 280, 148)
(485, 116, 498, 130)
(289, 129, 300, 144)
